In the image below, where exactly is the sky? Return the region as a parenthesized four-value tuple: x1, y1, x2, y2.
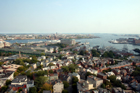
(0, 0, 140, 34)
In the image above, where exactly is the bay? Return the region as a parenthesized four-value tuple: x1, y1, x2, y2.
(5, 33, 140, 51)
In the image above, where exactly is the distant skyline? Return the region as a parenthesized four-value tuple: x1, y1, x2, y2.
(0, 0, 140, 34)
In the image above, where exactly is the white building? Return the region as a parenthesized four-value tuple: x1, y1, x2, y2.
(53, 81, 64, 93)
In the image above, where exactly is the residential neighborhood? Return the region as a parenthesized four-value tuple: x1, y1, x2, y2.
(0, 38, 140, 93)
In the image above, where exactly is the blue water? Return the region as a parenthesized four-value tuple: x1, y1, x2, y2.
(5, 33, 140, 51)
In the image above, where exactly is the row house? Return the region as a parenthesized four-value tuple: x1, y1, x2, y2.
(9, 75, 34, 92)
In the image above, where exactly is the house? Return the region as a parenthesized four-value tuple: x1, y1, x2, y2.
(0, 79, 6, 88)
(120, 69, 127, 76)
(53, 81, 64, 93)
(106, 72, 115, 77)
(87, 75, 103, 88)
(47, 74, 58, 81)
(0, 71, 14, 81)
(97, 73, 107, 79)
(43, 90, 52, 93)
(86, 68, 98, 75)
(130, 81, 140, 91)
(67, 73, 80, 83)
(112, 87, 123, 93)
(9, 75, 34, 91)
(113, 69, 120, 75)
(77, 76, 103, 93)
(116, 75, 122, 81)
(31, 63, 37, 70)
(77, 79, 91, 93)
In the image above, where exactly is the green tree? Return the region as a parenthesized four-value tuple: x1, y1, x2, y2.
(68, 64, 78, 73)
(18, 88, 22, 92)
(17, 66, 27, 73)
(58, 54, 64, 59)
(73, 51, 78, 54)
(104, 81, 112, 88)
(101, 83, 106, 88)
(61, 66, 69, 73)
(41, 52, 45, 56)
(108, 75, 116, 83)
(14, 72, 19, 77)
(29, 87, 37, 93)
(49, 70, 54, 74)
(63, 81, 69, 88)
(48, 63, 55, 67)
(37, 65, 43, 69)
(102, 51, 114, 58)
(31, 56, 38, 63)
(1, 86, 8, 92)
(91, 49, 100, 57)
(85, 72, 96, 79)
(62, 89, 69, 93)
(6, 80, 12, 86)
(114, 80, 122, 87)
(35, 76, 48, 88)
(72, 76, 78, 84)
(79, 50, 85, 55)
(0, 62, 3, 66)
(72, 83, 77, 93)
(41, 83, 53, 91)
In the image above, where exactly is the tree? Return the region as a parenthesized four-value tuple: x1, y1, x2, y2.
(41, 52, 45, 56)
(63, 81, 69, 88)
(14, 72, 19, 77)
(68, 64, 78, 73)
(17, 66, 27, 73)
(61, 66, 69, 73)
(73, 50, 78, 54)
(101, 83, 106, 88)
(41, 83, 53, 91)
(31, 56, 38, 63)
(121, 84, 126, 90)
(108, 75, 116, 83)
(85, 72, 96, 79)
(35, 76, 48, 88)
(114, 80, 122, 87)
(59, 54, 64, 59)
(91, 49, 100, 57)
(102, 51, 114, 58)
(18, 88, 22, 92)
(114, 80, 126, 89)
(37, 65, 43, 69)
(62, 89, 69, 93)
(79, 50, 85, 55)
(72, 83, 77, 93)
(48, 63, 55, 67)
(29, 87, 37, 93)
(49, 70, 54, 74)
(1, 86, 8, 92)
(72, 76, 78, 84)
(104, 81, 112, 88)
(6, 80, 11, 86)
(0, 62, 3, 66)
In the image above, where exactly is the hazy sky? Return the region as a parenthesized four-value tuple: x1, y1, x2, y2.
(0, 0, 140, 34)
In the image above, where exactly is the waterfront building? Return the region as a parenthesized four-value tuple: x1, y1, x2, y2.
(61, 39, 76, 45)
